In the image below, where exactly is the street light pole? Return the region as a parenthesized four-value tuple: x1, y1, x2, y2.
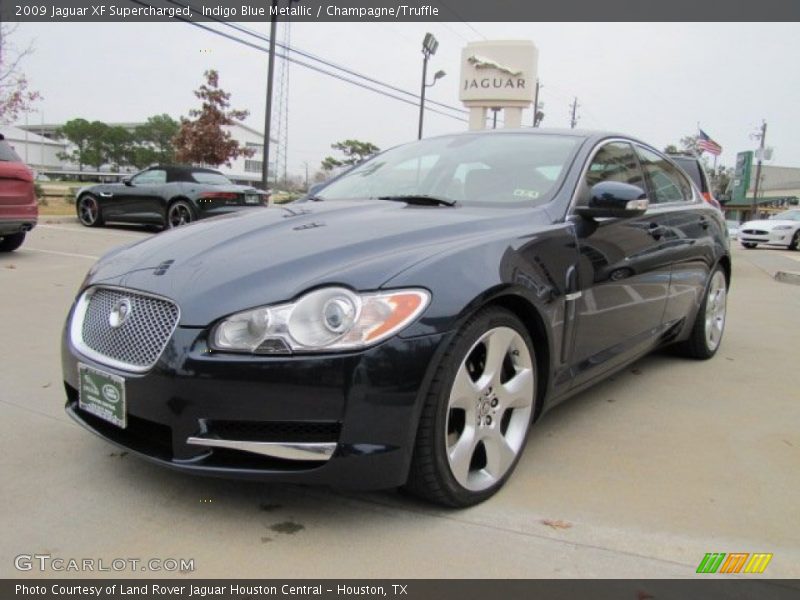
(261, 0, 279, 195)
(417, 33, 439, 140)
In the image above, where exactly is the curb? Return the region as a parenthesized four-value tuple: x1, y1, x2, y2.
(774, 271, 800, 286)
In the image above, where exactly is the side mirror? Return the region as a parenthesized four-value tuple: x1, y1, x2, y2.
(122, 176, 133, 186)
(575, 181, 649, 219)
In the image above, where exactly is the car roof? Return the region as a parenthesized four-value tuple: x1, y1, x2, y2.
(421, 127, 656, 150)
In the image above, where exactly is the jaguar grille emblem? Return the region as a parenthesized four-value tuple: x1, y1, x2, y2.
(109, 298, 133, 328)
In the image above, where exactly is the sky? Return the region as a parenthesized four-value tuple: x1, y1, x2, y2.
(10, 21, 800, 177)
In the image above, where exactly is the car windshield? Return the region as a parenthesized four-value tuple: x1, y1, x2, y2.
(0, 141, 22, 162)
(771, 210, 800, 221)
(191, 171, 233, 185)
(316, 133, 581, 207)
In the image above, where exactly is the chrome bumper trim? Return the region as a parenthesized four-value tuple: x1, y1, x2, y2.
(186, 436, 336, 462)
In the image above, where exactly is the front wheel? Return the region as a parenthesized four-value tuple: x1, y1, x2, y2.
(77, 194, 104, 227)
(674, 266, 728, 360)
(404, 308, 537, 507)
(0, 232, 26, 252)
(789, 230, 800, 251)
(741, 242, 757, 249)
(166, 200, 195, 229)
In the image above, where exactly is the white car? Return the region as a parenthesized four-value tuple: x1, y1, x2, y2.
(739, 209, 800, 250)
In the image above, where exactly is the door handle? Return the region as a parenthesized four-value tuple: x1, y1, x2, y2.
(648, 223, 666, 240)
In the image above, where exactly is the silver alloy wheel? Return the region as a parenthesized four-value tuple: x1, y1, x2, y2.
(168, 203, 193, 228)
(445, 326, 534, 492)
(704, 270, 727, 352)
(78, 196, 98, 226)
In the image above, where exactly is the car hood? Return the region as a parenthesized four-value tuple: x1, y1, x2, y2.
(741, 219, 796, 230)
(85, 200, 534, 326)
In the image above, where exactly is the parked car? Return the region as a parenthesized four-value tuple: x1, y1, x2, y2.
(738, 209, 800, 250)
(75, 165, 269, 229)
(668, 153, 721, 210)
(62, 130, 730, 507)
(0, 133, 37, 252)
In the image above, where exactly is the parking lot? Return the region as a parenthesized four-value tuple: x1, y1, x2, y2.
(1, 219, 798, 578)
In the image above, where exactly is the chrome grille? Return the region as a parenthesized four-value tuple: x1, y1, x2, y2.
(74, 287, 179, 371)
(742, 229, 768, 235)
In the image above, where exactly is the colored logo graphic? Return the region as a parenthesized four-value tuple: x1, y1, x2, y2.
(696, 553, 773, 574)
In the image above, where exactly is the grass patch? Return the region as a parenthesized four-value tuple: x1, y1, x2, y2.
(38, 200, 77, 217)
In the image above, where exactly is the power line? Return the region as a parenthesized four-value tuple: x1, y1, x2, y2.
(164, 0, 469, 119)
(435, 0, 487, 40)
(127, 0, 468, 123)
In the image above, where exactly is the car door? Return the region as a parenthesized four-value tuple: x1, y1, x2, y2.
(568, 141, 675, 386)
(110, 168, 167, 223)
(637, 146, 720, 329)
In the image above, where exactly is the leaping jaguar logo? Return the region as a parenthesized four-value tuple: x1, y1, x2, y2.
(467, 54, 523, 76)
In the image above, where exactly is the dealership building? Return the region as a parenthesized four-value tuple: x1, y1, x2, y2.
(725, 165, 800, 221)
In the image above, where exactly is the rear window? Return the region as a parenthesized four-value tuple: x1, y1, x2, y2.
(0, 140, 22, 162)
(670, 157, 706, 192)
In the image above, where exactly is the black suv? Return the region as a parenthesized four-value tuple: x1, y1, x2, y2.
(668, 153, 721, 210)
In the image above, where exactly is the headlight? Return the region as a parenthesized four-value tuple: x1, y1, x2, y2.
(211, 287, 430, 354)
(773, 225, 792, 230)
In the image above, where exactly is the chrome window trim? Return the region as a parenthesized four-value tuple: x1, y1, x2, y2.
(69, 285, 181, 374)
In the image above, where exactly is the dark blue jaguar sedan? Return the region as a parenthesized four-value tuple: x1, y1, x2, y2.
(62, 130, 730, 506)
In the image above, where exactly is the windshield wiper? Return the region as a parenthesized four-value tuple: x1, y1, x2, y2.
(377, 194, 458, 207)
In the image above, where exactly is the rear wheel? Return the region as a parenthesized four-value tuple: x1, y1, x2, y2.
(77, 194, 103, 227)
(789, 230, 800, 251)
(0, 232, 26, 252)
(741, 242, 757, 249)
(166, 200, 195, 229)
(404, 308, 537, 507)
(674, 266, 727, 360)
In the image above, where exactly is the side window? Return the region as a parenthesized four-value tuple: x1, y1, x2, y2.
(585, 142, 645, 189)
(132, 169, 167, 185)
(636, 147, 692, 204)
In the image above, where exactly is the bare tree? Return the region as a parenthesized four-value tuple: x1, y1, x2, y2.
(0, 24, 41, 124)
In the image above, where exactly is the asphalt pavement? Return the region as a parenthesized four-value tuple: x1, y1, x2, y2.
(1, 219, 798, 579)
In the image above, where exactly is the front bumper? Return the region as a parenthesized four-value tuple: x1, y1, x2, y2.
(62, 315, 447, 490)
(739, 230, 790, 246)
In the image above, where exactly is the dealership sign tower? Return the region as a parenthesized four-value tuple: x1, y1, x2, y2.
(459, 40, 538, 130)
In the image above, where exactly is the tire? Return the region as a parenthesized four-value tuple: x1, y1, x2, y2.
(404, 307, 537, 507)
(741, 242, 757, 249)
(77, 194, 104, 227)
(166, 200, 195, 229)
(673, 265, 728, 360)
(790, 230, 800, 251)
(0, 232, 26, 252)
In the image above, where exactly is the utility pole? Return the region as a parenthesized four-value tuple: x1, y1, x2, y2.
(532, 80, 542, 127)
(569, 97, 580, 129)
(303, 161, 309, 189)
(751, 119, 767, 220)
(261, 0, 279, 196)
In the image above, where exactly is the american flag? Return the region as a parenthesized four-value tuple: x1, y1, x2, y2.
(697, 129, 722, 156)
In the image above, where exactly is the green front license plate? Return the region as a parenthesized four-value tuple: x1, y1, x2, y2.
(78, 364, 126, 429)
